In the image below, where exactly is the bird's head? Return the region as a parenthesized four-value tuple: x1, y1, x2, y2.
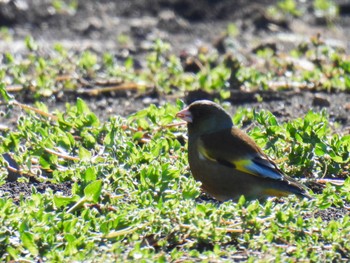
(176, 100, 233, 135)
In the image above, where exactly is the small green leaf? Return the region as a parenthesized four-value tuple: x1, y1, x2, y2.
(84, 180, 102, 202)
(315, 143, 327, 156)
(20, 231, 39, 256)
(25, 36, 38, 51)
(83, 167, 97, 182)
(79, 146, 91, 161)
(238, 195, 246, 206)
(133, 131, 144, 141)
(6, 246, 19, 259)
(76, 98, 90, 115)
(0, 83, 14, 102)
(54, 195, 79, 208)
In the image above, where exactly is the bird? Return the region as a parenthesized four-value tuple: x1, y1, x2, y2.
(176, 100, 311, 201)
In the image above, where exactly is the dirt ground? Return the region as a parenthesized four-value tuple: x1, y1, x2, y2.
(0, 0, 349, 216)
(1, 0, 349, 123)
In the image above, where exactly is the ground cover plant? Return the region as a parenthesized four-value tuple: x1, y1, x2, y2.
(1, 39, 350, 261)
(0, 0, 350, 262)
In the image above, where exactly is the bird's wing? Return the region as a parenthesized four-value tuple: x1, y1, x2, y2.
(198, 127, 285, 181)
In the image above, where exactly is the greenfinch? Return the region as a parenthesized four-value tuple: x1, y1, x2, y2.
(176, 100, 310, 201)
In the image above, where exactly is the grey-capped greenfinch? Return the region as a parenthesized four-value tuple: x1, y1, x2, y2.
(176, 100, 310, 201)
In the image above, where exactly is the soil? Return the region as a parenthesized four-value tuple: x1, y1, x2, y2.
(0, 1, 349, 218)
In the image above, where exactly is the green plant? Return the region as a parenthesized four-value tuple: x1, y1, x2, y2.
(0, 91, 349, 261)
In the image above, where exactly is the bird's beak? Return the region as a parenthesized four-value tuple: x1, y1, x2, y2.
(176, 108, 193, 123)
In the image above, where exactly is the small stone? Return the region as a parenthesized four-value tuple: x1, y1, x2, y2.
(142, 97, 158, 105)
(312, 94, 330, 107)
(157, 10, 189, 32)
(344, 103, 350, 111)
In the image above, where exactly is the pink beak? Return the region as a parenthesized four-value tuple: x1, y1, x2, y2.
(176, 108, 193, 123)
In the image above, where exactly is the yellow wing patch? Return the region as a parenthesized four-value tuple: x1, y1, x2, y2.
(198, 142, 260, 177)
(197, 142, 217, 162)
(197, 140, 282, 180)
(232, 159, 257, 175)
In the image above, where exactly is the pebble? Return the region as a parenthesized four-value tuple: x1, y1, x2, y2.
(312, 94, 331, 107)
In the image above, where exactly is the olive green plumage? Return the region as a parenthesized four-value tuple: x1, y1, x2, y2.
(176, 100, 310, 201)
